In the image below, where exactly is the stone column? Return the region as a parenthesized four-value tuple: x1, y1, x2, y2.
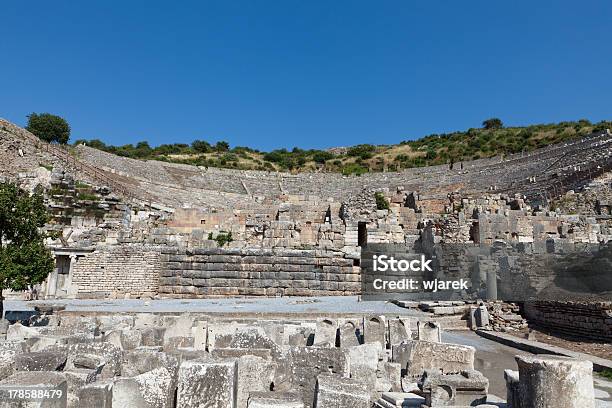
(45, 254, 58, 299)
(515, 355, 594, 408)
(66, 254, 79, 298)
(486, 270, 497, 300)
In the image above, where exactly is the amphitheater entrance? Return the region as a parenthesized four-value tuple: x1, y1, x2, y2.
(358, 222, 368, 247)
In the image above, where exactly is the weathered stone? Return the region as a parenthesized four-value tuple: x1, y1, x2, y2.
(14, 351, 67, 372)
(113, 366, 175, 408)
(421, 369, 488, 407)
(285, 347, 350, 408)
(416, 321, 441, 343)
(515, 355, 595, 408)
(314, 374, 370, 408)
(314, 319, 337, 347)
(363, 316, 386, 346)
(0, 371, 67, 408)
(248, 391, 304, 408)
(338, 321, 360, 347)
(177, 359, 237, 408)
(78, 380, 113, 408)
(236, 355, 277, 408)
(391, 340, 474, 379)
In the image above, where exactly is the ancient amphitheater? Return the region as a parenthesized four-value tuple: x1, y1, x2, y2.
(0, 118, 611, 407)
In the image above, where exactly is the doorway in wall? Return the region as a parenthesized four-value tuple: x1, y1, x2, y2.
(358, 222, 367, 247)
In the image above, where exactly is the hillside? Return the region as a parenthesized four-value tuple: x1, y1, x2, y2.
(73, 119, 612, 174)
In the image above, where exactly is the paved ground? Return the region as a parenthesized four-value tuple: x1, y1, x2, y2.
(4, 296, 429, 317)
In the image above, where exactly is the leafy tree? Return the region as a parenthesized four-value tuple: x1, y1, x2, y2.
(26, 113, 71, 144)
(0, 183, 54, 318)
(311, 151, 334, 164)
(347, 144, 375, 160)
(482, 118, 503, 130)
(192, 140, 212, 153)
(214, 141, 230, 152)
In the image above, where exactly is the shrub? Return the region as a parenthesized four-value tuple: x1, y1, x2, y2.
(208, 231, 233, 247)
(375, 192, 390, 210)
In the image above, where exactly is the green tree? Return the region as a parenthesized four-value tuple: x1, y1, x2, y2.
(0, 183, 54, 318)
(192, 140, 212, 153)
(215, 141, 230, 152)
(482, 118, 503, 130)
(26, 113, 71, 144)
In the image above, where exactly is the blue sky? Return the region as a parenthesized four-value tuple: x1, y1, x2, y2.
(1, 1, 610, 151)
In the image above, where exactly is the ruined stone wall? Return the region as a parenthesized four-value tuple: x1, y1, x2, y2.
(158, 247, 360, 297)
(524, 300, 612, 341)
(71, 245, 162, 298)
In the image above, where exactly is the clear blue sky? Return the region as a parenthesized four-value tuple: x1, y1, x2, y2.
(1, 1, 610, 151)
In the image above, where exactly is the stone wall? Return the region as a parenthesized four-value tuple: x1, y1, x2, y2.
(158, 247, 360, 297)
(524, 300, 612, 341)
(71, 245, 162, 298)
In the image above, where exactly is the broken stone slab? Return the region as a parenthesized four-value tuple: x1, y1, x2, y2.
(392, 340, 475, 379)
(78, 380, 113, 408)
(14, 351, 67, 372)
(416, 321, 441, 343)
(515, 354, 595, 408)
(421, 369, 489, 407)
(314, 374, 370, 408)
(113, 366, 175, 408)
(248, 391, 304, 408)
(177, 358, 237, 408)
(0, 371, 67, 408)
(236, 355, 277, 408)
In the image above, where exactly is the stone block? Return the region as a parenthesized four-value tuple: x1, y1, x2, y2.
(78, 380, 113, 408)
(515, 355, 595, 408)
(421, 369, 488, 407)
(391, 340, 474, 379)
(314, 374, 370, 408)
(113, 366, 175, 408)
(248, 391, 304, 407)
(416, 321, 441, 343)
(285, 347, 349, 408)
(237, 355, 277, 408)
(177, 359, 237, 408)
(363, 316, 386, 346)
(338, 321, 360, 347)
(388, 318, 411, 347)
(0, 371, 67, 408)
(14, 352, 67, 372)
(314, 319, 337, 347)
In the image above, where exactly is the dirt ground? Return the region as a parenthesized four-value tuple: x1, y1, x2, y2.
(510, 325, 612, 360)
